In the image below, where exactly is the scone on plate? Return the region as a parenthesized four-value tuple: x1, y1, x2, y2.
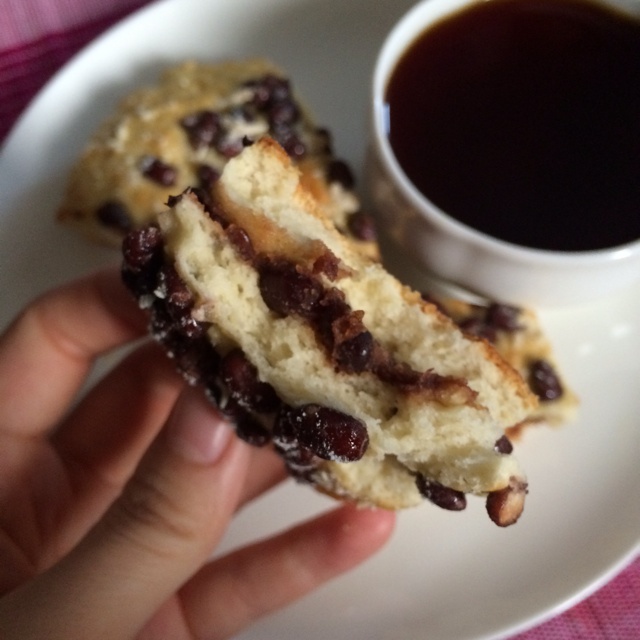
(122, 137, 537, 526)
(57, 58, 377, 256)
(423, 296, 579, 429)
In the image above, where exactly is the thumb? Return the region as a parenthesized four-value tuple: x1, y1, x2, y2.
(2, 387, 250, 640)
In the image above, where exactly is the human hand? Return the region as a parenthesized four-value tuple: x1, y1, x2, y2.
(0, 269, 395, 640)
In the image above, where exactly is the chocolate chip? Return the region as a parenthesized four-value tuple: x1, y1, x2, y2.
(494, 434, 513, 454)
(331, 313, 374, 373)
(168, 334, 221, 388)
(312, 251, 341, 281)
(148, 299, 173, 340)
(258, 259, 322, 317)
(335, 331, 374, 373)
(416, 475, 467, 511)
(246, 75, 292, 109)
(97, 200, 132, 232)
(347, 211, 377, 242)
(232, 408, 272, 447)
(226, 224, 255, 262)
(268, 100, 299, 127)
(215, 137, 244, 159)
(151, 294, 206, 341)
(272, 128, 306, 159)
(273, 405, 318, 480)
(156, 264, 193, 311)
(456, 302, 522, 343)
(121, 226, 164, 296)
(313, 288, 351, 349)
(197, 164, 220, 189)
(285, 404, 369, 462)
(220, 349, 260, 407)
(219, 348, 280, 414)
(485, 303, 522, 332)
(326, 159, 355, 189)
(122, 226, 163, 272)
(529, 359, 563, 401)
(458, 316, 498, 343)
(140, 156, 177, 186)
(137, 261, 206, 341)
(180, 110, 222, 149)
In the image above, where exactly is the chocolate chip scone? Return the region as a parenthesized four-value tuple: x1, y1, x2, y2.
(58, 58, 376, 256)
(122, 137, 537, 526)
(423, 296, 579, 429)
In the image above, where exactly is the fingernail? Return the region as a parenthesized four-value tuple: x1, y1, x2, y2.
(166, 388, 234, 465)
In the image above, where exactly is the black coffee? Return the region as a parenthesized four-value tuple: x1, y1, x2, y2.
(385, 0, 640, 251)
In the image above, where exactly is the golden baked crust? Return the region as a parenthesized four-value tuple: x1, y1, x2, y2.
(122, 138, 536, 526)
(57, 58, 377, 256)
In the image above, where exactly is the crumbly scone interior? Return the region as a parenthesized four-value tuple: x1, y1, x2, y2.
(215, 138, 537, 425)
(157, 138, 534, 511)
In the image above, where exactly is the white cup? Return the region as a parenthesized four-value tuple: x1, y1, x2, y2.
(366, 0, 640, 308)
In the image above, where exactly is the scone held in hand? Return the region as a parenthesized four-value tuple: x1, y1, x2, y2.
(122, 138, 537, 526)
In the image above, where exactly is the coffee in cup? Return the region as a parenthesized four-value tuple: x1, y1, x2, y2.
(367, 0, 640, 307)
(384, 0, 640, 252)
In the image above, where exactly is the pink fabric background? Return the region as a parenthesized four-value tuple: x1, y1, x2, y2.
(0, 0, 638, 637)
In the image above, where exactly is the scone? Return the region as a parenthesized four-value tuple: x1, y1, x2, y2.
(423, 296, 579, 429)
(57, 58, 377, 256)
(122, 137, 537, 526)
(55, 56, 574, 432)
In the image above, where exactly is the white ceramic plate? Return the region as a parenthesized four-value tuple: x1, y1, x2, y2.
(1, 1, 638, 638)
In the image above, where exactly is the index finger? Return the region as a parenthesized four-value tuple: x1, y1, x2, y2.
(0, 268, 147, 437)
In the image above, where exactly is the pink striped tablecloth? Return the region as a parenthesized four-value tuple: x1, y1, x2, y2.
(0, 1, 638, 638)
